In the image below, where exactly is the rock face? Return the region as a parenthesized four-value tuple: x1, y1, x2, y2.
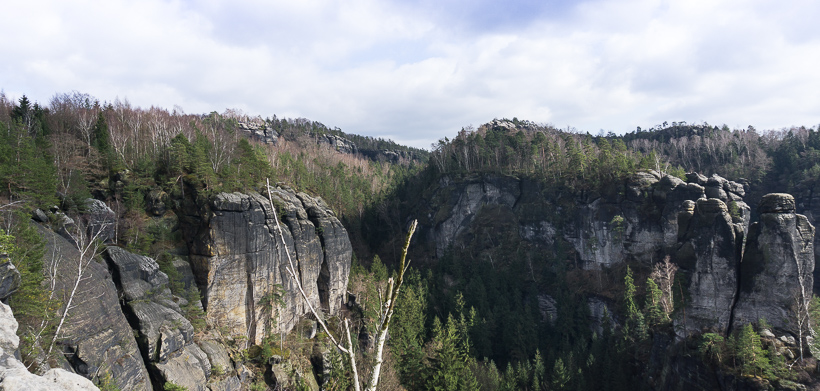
(82, 199, 116, 244)
(421, 172, 812, 340)
(237, 122, 279, 145)
(0, 302, 100, 391)
(675, 198, 744, 335)
(426, 172, 748, 271)
(318, 134, 358, 154)
(732, 194, 815, 334)
(181, 187, 352, 344)
(37, 226, 152, 391)
(0, 255, 20, 302)
(104, 246, 212, 390)
(431, 175, 520, 258)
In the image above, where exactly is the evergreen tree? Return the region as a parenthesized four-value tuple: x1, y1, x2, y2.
(732, 324, 770, 376)
(644, 278, 666, 326)
(425, 315, 480, 391)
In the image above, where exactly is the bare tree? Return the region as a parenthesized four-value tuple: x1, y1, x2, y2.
(47, 219, 108, 356)
(650, 256, 678, 316)
(265, 179, 416, 391)
(792, 291, 812, 362)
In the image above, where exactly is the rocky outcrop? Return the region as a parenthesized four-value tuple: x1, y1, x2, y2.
(181, 187, 352, 344)
(674, 198, 744, 335)
(0, 302, 100, 391)
(430, 175, 520, 258)
(732, 194, 815, 334)
(104, 246, 214, 390)
(82, 199, 116, 244)
(426, 171, 748, 271)
(317, 134, 357, 155)
(238, 122, 279, 145)
(37, 226, 151, 391)
(0, 255, 20, 302)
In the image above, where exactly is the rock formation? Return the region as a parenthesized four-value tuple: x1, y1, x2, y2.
(104, 246, 212, 391)
(0, 302, 100, 391)
(37, 226, 152, 391)
(674, 198, 744, 335)
(181, 187, 352, 344)
(732, 194, 815, 334)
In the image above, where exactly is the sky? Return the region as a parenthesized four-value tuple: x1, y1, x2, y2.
(2, 0, 819, 149)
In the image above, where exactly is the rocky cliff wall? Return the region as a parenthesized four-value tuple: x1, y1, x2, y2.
(180, 187, 352, 345)
(421, 172, 812, 341)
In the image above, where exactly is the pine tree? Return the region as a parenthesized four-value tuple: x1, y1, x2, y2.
(644, 278, 666, 326)
(732, 324, 769, 376)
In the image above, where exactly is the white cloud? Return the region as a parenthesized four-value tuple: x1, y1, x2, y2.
(1, 0, 819, 149)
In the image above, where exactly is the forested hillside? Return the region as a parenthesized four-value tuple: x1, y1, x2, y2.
(2, 91, 820, 391)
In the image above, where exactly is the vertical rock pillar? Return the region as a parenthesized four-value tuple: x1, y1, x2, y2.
(732, 193, 815, 335)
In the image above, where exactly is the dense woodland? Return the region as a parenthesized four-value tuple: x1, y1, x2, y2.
(2, 91, 820, 390)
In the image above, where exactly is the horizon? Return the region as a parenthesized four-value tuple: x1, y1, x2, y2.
(3, 0, 819, 149)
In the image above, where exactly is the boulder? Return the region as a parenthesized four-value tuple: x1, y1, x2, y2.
(147, 189, 169, 216)
(685, 172, 708, 185)
(31, 208, 49, 223)
(83, 199, 116, 243)
(155, 343, 211, 391)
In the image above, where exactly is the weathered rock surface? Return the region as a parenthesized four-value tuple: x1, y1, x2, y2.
(674, 198, 743, 335)
(425, 171, 739, 270)
(0, 256, 20, 302)
(104, 246, 211, 389)
(181, 188, 352, 344)
(732, 194, 815, 334)
(82, 199, 116, 244)
(37, 226, 151, 391)
(430, 175, 520, 258)
(318, 134, 358, 154)
(0, 302, 100, 391)
(237, 121, 279, 145)
(154, 343, 211, 391)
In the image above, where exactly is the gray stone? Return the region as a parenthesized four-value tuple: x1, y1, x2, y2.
(199, 340, 233, 373)
(725, 181, 745, 198)
(674, 196, 741, 336)
(537, 294, 558, 324)
(780, 335, 797, 346)
(732, 207, 814, 334)
(207, 376, 242, 391)
(147, 188, 169, 216)
(0, 302, 100, 391)
(155, 343, 211, 391)
(685, 172, 708, 185)
(31, 208, 48, 223)
(105, 246, 169, 301)
(759, 193, 796, 214)
(37, 226, 151, 391)
(173, 258, 198, 292)
(83, 199, 116, 243)
(704, 186, 728, 201)
(181, 188, 352, 344)
(0, 258, 20, 301)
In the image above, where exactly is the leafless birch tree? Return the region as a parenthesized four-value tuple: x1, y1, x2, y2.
(265, 179, 416, 391)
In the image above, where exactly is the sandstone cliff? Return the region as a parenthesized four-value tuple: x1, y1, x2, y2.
(180, 187, 352, 345)
(420, 172, 810, 343)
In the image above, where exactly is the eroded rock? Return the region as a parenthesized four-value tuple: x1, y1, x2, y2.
(181, 188, 351, 344)
(732, 194, 815, 334)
